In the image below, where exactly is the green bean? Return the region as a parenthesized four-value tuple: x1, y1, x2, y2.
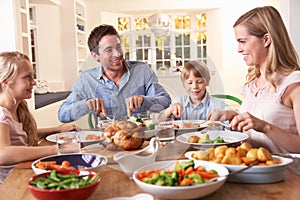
(30, 170, 100, 190)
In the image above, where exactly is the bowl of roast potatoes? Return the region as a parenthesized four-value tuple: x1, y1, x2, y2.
(185, 142, 293, 183)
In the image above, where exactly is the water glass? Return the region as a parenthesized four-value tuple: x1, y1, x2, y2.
(56, 132, 81, 154)
(97, 115, 115, 130)
(155, 119, 175, 145)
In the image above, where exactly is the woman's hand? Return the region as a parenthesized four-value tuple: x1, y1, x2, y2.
(207, 109, 238, 122)
(230, 112, 266, 132)
(57, 123, 77, 133)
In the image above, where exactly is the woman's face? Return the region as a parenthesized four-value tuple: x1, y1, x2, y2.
(10, 60, 36, 101)
(183, 72, 207, 104)
(93, 35, 124, 72)
(234, 25, 269, 68)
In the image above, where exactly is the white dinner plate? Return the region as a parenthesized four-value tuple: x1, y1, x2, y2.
(185, 151, 293, 183)
(46, 131, 102, 143)
(176, 130, 249, 149)
(174, 120, 208, 131)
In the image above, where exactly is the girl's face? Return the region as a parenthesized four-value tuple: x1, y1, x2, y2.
(183, 72, 207, 104)
(234, 25, 269, 68)
(93, 35, 124, 72)
(10, 60, 36, 101)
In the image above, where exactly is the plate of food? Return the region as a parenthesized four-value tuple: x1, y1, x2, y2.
(46, 131, 102, 143)
(176, 130, 249, 149)
(184, 142, 293, 183)
(174, 120, 208, 131)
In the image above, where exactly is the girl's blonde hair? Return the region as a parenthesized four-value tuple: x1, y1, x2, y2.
(181, 60, 210, 85)
(0, 51, 38, 146)
(233, 6, 300, 88)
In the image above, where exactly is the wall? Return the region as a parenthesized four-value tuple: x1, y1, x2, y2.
(35, 4, 65, 91)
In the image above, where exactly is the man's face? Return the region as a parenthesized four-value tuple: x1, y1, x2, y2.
(93, 35, 124, 72)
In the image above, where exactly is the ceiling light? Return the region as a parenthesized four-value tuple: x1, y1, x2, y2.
(148, 13, 171, 37)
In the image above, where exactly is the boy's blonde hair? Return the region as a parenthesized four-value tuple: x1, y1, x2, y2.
(181, 60, 210, 85)
(0, 51, 38, 146)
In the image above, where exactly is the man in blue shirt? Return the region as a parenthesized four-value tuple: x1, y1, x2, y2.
(58, 24, 171, 122)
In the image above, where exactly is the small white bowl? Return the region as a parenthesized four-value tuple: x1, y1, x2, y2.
(133, 159, 228, 199)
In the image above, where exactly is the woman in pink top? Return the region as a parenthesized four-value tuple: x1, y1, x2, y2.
(210, 6, 300, 175)
(0, 52, 76, 183)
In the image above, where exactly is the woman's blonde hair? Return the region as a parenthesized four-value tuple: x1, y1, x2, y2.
(181, 60, 210, 85)
(0, 51, 38, 146)
(233, 6, 300, 87)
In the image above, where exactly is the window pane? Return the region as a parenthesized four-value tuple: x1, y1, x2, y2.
(203, 46, 207, 58)
(134, 17, 148, 30)
(184, 47, 190, 59)
(176, 47, 182, 58)
(118, 17, 129, 31)
(183, 33, 190, 45)
(196, 13, 206, 28)
(144, 34, 151, 47)
(197, 46, 202, 58)
(136, 49, 143, 60)
(175, 33, 182, 45)
(136, 35, 143, 48)
(174, 16, 190, 29)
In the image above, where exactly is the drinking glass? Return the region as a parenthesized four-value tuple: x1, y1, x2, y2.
(56, 132, 81, 154)
(97, 115, 115, 131)
(155, 119, 175, 145)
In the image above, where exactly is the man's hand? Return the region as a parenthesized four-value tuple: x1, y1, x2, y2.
(86, 98, 106, 115)
(126, 95, 144, 117)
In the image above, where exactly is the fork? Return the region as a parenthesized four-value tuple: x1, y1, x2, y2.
(207, 121, 231, 128)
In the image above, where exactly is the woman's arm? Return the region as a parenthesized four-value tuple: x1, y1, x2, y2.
(230, 82, 300, 152)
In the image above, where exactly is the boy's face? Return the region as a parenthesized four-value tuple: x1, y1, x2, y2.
(183, 72, 207, 104)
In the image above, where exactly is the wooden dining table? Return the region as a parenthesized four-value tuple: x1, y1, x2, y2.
(1, 135, 300, 200)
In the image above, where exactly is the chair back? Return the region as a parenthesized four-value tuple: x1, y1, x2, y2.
(211, 94, 242, 110)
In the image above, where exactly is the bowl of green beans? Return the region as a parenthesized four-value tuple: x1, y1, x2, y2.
(27, 169, 101, 200)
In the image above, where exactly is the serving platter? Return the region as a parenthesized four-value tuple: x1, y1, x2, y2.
(176, 130, 249, 149)
(46, 131, 102, 143)
(185, 152, 293, 183)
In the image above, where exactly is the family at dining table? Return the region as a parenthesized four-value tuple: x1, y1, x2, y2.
(0, 5, 299, 184)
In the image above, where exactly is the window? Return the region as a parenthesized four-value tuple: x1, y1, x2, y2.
(117, 12, 207, 73)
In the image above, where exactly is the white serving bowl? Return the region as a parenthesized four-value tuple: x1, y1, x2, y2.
(32, 153, 107, 174)
(133, 159, 228, 200)
(223, 155, 293, 183)
(185, 151, 293, 183)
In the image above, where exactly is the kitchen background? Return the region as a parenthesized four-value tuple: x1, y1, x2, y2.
(0, 0, 299, 127)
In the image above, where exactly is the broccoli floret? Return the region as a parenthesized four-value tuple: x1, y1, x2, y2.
(175, 160, 195, 170)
